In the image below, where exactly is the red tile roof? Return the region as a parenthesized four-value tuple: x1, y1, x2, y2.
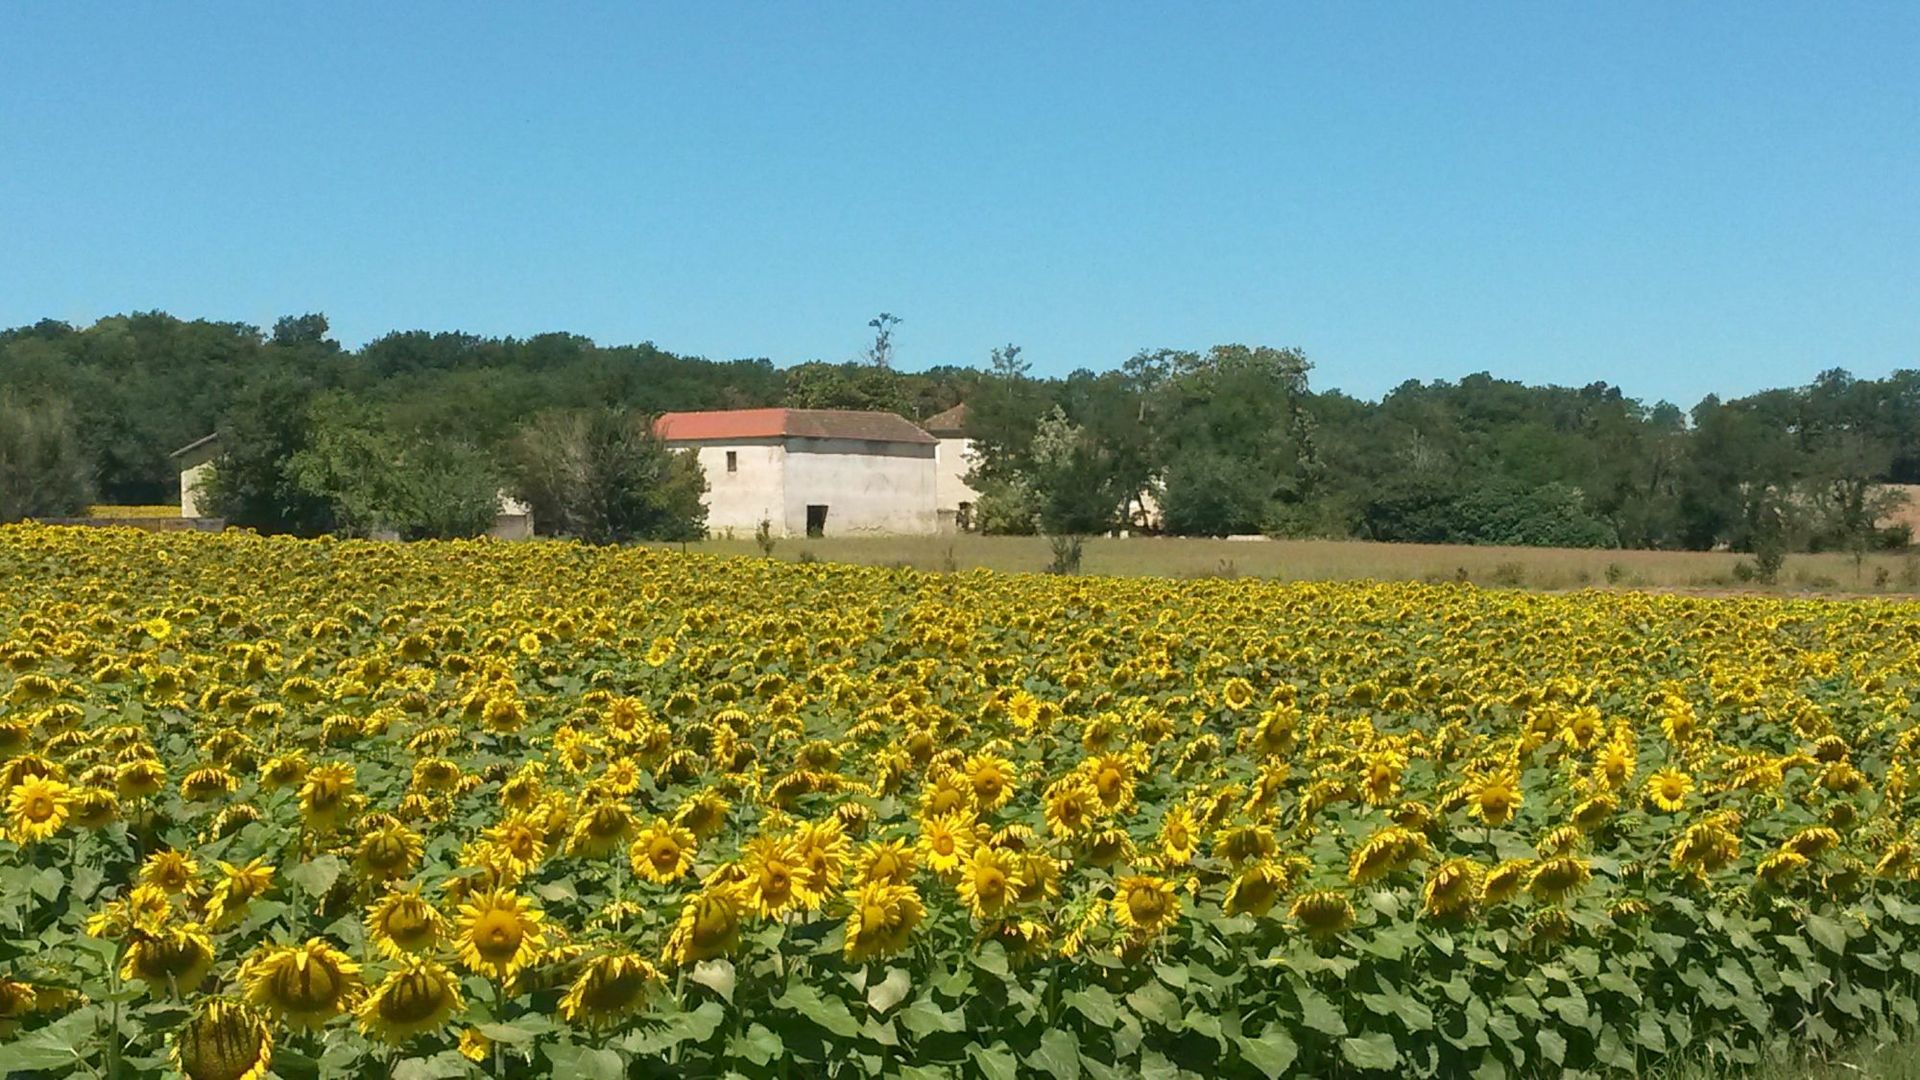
(921, 402, 969, 436)
(653, 408, 936, 445)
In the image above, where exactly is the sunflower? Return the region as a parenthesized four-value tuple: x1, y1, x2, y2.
(663, 886, 744, 967)
(559, 952, 658, 1028)
(1081, 827, 1135, 869)
(366, 886, 445, 959)
(1471, 773, 1521, 828)
(1014, 852, 1064, 904)
(455, 889, 547, 981)
(116, 758, 166, 799)
(674, 790, 731, 840)
(122, 924, 215, 995)
(568, 799, 637, 860)
(1156, 805, 1199, 866)
(964, 752, 1016, 811)
(1482, 859, 1534, 906)
(1347, 825, 1430, 886)
(171, 999, 272, 1080)
(241, 938, 364, 1029)
(1221, 677, 1256, 711)
(1757, 849, 1810, 887)
(354, 958, 463, 1044)
(956, 847, 1023, 920)
(1223, 864, 1287, 917)
(1570, 793, 1617, 832)
(1643, 769, 1692, 813)
(857, 838, 919, 886)
(1043, 783, 1099, 838)
(1527, 855, 1592, 904)
(478, 813, 548, 880)
(5, 775, 70, 843)
(141, 850, 201, 896)
(916, 812, 976, 876)
(845, 879, 928, 962)
(1214, 824, 1279, 866)
(740, 835, 821, 918)
(1422, 858, 1483, 920)
(299, 762, 358, 832)
(1113, 875, 1180, 939)
(630, 819, 699, 884)
(1289, 890, 1355, 937)
(1084, 753, 1137, 811)
(458, 1027, 492, 1063)
(206, 859, 274, 928)
(1784, 826, 1842, 857)
(794, 817, 852, 895)
(356, 821, 425, 884)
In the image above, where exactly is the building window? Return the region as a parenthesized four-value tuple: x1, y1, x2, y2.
(726, 451, 737, 473)
(806, 504, 828, 538)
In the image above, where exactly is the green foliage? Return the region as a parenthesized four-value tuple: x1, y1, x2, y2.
(288, 393, 501, 539)
(0, 394, 92, 522)
(508, 407, 707, 544)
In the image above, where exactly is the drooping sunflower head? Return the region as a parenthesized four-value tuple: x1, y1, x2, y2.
(1347, 825, 1430, 886)
(299, 762, 358, 831)
(1482, 858, 1535, 906)
(1223, 864, 1287, 918)
(560, 952, 659, 1028)
(356, 822, 425, 883)
(567, 799, 637, 859)
(455, 889, 546, 981)
(171, 998, 272, 1080)
(366, 886, 445, 960)
(857, 838, 919, 886)
(241, 938, 364, 1029)
(140, 849, 201, 896)
(122, 924, 215, 996)
(1421, 858, 1484, 921)
(663, 885, 744, 968)
(1527, 855, 1592, 905)
(356, 959, 464, 1044)
(1113, 875, 1180, 939)
(673, 790, 731, 840)
(206, 859, 274, 928)
(1289, 889, 1355, 937)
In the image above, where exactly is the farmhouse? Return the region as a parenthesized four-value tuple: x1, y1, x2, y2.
(654, 408, 941, 538)
(922, 403, 982, 533)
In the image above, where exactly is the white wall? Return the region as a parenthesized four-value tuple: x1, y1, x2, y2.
(934, 436, 981, 532)
(179, 461, 213, 517)
(781, 438, 937, 536)
(674, 440, 788, 538)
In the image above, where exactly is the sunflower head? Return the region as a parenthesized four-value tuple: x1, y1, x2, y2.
(631, 819, 699, 884)
(1289, 889, 1355, 937)
(455, 890, 546, 981)
(242, 938, 364, 1029)
(560, 952, 659, 1028)
(1113, 875, 1180, 939)
(366, 886, 445, 960)
(172, 999, 272, 1080)
(663, 886, 744, 967)
(356, 959, 463, 1044)
(843, 881, 925, 962)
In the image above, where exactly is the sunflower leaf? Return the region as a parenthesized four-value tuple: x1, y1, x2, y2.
(867, 966, 912, 1014)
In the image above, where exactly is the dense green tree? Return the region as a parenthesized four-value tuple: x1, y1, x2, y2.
(508, 407, 707, 543)
(0, 394, 92, 522)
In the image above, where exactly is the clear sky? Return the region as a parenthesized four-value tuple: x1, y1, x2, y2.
(2, 4, 1915, 405)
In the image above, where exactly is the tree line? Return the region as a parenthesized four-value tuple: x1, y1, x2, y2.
(0, 310, 1913, 554)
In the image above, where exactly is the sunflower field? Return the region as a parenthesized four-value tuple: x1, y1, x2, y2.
(2, 524, 1920, 1078)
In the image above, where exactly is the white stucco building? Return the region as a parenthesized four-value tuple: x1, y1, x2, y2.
(654, 408, 939, 538)
(921, 403, 981, 533)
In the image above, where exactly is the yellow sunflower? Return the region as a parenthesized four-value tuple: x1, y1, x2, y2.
(455, 889, 547, 981)
(206, 858, 274, 928)
(955, 847, 1023, 920)
(630, 819, 698, 884)
(5, 775, 70, 844)
(121, 924, 215, 996)
(357, 959, 465, 1044)
(856, 838, 919, 885)
(559, 952, 659, 1028)
(916, 812, 976, 876)
(172, 999, 272, 1080)
(241, 938, 364, 1029)
(365, 886, 445, 960)
(843, 881, 926, 962)
(1112, 875, 1181, 940)
(1643, 769, 1692, 814)
(663, 885, 744, 967)
(1288, 889, 1355, 937)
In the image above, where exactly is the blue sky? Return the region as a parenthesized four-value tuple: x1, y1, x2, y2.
(2, 4, 1915, 405)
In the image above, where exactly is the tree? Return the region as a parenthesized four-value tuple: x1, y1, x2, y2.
(508, 407, 707, 543)
(0, 395, 92, 522)
(864, 313, 902, 368)
(197, 369, 338, 535)
(286, 393, 500, 540)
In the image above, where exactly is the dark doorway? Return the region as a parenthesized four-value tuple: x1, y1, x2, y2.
(956, 501, 974, 532)
(806, 505, 828, 537)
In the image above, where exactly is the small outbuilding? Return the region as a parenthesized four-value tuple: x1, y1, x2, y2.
(654, 408, 939, 538)
(921, 403, 982, 533)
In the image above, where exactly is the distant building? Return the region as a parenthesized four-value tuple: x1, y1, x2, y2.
(170, 433, 222, 518)
(168, 433, 534, 539)
(921, 403, 981, 533)
(654, 408, 939, 538)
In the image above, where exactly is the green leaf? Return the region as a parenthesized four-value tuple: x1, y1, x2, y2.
(1537, 1027, 1567, 1066)
(867, 967, 912, 1014)
(775, 983, 860, 1039)
(390, 1052, 471, 1080)
(690, 959, 735, 1003)
(1805, 913, 1849, 955)
(1298, 986, 1348, 1037)
(0, 1008, 101, 1072)
(1127, 982, 1184, 1029)
(477, 1017, 550, 1045)
(969, 1043, 1020, 1080)
(29, 866, 64, 903)
(286, 854, 343, 898)
(726, 1023, 784, 1068)
(1235, 1029, 1299, 1079)
(1027, 1029, 1082, 1080)
(541, 1043, 624, 1080)
(1066, 985, 1120, 1029)
(1340, 1033, 1401, 1071)
(900, 996, 966, 1037)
